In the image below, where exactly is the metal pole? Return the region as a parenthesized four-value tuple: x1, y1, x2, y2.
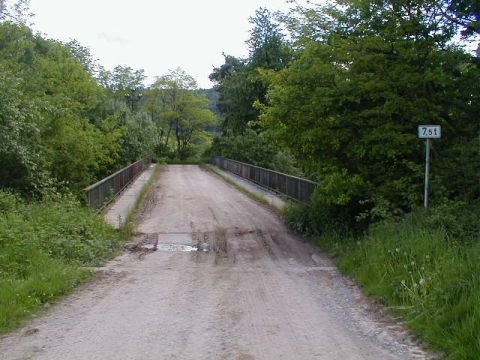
(424, 138, 431, 208)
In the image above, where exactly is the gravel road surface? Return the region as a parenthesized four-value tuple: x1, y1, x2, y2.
(0, 165, 434, 360)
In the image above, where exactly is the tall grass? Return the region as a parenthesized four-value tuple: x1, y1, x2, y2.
(285, 198, 480, 360)
(0, 192, 121, 332)
(308, 212, 479, 359)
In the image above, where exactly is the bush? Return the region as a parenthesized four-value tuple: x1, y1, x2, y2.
(0, 191, 121, 332)
(0, 190, 22, 214)
(285, 189, 368, 237)
(305, 209, 480, 359)
(210, 129, 301, 175)
(422, 201, 480, 244)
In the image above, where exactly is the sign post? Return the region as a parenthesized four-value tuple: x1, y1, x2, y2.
(417, 125, 441, 208)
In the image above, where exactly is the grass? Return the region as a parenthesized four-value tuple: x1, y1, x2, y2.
(160, 154, 210, 165)
(120, 163, 162, 239)
(303, 211, 480, 359)
(0, 193, 121, 332)
(0, 164, 161, 333)
(164, 158, 205, 165)
(201, 164, 285, 214)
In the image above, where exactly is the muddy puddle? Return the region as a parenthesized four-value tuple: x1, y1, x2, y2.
(141, 243, 200, 252)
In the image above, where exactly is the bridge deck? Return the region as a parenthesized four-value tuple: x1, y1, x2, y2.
(0, 165, 428, 360)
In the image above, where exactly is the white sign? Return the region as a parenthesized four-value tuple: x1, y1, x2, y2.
(418, 125, 441, 139)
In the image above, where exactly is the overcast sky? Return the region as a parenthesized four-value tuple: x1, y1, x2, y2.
(29, 0, 293, 88)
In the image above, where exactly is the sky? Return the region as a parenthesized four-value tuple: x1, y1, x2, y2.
(29, 0, 294, 88)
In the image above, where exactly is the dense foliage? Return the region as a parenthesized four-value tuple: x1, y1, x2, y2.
(0, 190, 120, 332)
(0, 10, 216, 197)
(211, 0, 479, 230)
(303, 209, 480, 359)
(261, 0, 479, 226)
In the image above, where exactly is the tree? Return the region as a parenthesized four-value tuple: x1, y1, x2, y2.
(0, 64, 45, 193)
(247, 7, 291, 71)
(0, 0, 33, 25)
(259, 0, 479, 225)
(209, 56, 259, 133)
(438, 0, 480, 55)
(0, 19, 126, 195)
(67, 39, 98, 76)
(102, 65, 146, 112)
(438, 0, 480, 38)
(151, 68, 217, 158)
(210, 8, 291, 134)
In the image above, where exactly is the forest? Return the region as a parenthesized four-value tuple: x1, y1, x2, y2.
(0, 0, 479, 358)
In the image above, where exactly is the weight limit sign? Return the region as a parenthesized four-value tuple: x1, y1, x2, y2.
(418, 125, 441, 208)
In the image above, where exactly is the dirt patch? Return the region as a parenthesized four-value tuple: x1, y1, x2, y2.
(127, 233, 159, 259)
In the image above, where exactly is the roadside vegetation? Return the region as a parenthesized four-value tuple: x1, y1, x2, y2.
(0, 1, 217, 199)
(209, 1, 479, 358)
(287, 202, 479, 359)
(0, 191, 121, 332)
(0, 1, 216, 333)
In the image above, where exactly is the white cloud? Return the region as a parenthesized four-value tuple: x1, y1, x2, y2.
(97, 32, 130, 45)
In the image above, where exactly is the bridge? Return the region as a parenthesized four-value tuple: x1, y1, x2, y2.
(0, 160, 428, 359)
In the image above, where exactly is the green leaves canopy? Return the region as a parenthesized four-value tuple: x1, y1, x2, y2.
(259, 0, 479, 223)
(0, 21, 122, 196)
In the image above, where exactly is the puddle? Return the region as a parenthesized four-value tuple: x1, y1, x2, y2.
(142, 243, 199, 252)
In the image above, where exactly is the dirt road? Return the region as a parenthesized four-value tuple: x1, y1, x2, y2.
(0, 165, 432, 360)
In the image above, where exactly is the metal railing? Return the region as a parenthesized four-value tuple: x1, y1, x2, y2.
(84, 158, 151, 209)
(212, 157, 318, 202)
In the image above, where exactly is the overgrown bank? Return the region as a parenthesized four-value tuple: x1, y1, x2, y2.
(287, 201, 480, 359)
(0, 192, 122, 333)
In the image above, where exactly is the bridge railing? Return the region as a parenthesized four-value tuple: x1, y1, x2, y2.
(211, 157, 318, 202)
(84, 158, 151, 209)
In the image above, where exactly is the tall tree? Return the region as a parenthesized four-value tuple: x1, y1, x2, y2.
(247, 7, 291, 71)
(438, 0, 480, 38)
(153, 68, 216, 158)
(0, 18, 124, 195)
(0, 0, 33, 25)
(210, 7, 291, 134)
(438, 0, 480, 55)
(209, 56, 258, 133)
(260, 0, 479, 224)
(67, 39, 98, 76)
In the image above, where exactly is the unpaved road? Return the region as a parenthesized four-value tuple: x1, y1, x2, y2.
(0, 166, 433, 360)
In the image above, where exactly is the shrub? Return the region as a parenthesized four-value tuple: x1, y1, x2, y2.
(0, 191, 121, 332)
(210, 129, 301, 175)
